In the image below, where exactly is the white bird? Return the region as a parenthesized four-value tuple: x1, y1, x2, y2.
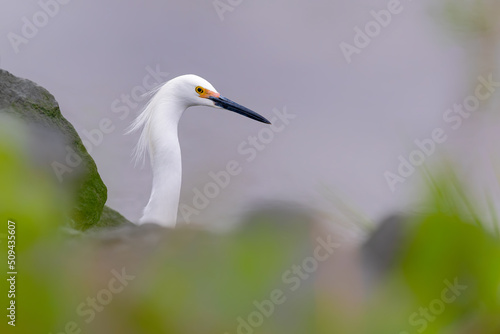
(128, 74, 270, 228)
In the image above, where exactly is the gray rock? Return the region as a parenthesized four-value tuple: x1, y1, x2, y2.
(0, 69, 131, 229)
(362, 214, 408, 287)
(95, 205, 135, 230)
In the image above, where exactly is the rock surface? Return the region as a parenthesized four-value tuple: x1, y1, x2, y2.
(0, 69, 131, 229)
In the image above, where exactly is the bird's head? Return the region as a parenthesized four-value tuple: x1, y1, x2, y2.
(169, 74, 271, 124)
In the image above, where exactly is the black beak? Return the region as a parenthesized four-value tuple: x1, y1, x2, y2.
(209, 96, 271, 124)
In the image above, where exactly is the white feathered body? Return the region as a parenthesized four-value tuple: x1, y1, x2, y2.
(129, 75, 218, 227)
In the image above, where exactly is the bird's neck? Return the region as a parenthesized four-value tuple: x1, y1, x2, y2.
(140, 98, 187, 227)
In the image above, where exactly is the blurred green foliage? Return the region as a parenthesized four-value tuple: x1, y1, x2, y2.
(439, 0, 496, 34)
(2, 121, 500, 334)
(0, 116, 72, 334)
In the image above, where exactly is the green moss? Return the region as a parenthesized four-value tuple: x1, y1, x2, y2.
(0, 69, 129, 230)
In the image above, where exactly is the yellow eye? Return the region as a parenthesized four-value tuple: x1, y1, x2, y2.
(196, 86, 205, 94)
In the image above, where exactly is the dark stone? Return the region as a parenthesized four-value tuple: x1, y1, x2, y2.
(94, 205, 135, 230)
(362, 214, 408, 286)
(0, 69, 131, 229)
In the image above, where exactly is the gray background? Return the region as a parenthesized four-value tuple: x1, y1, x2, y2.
(2, 0, 498, 229)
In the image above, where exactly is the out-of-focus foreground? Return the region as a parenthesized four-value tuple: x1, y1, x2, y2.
(1, 116, 500, 333)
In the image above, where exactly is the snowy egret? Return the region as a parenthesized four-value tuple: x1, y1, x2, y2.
(128, 74, 271, 227)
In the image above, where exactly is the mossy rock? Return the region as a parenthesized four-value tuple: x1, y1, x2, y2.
(0, 69, 130, 229)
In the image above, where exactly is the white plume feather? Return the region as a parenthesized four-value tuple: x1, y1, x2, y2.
(126, 83, 164, 167)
